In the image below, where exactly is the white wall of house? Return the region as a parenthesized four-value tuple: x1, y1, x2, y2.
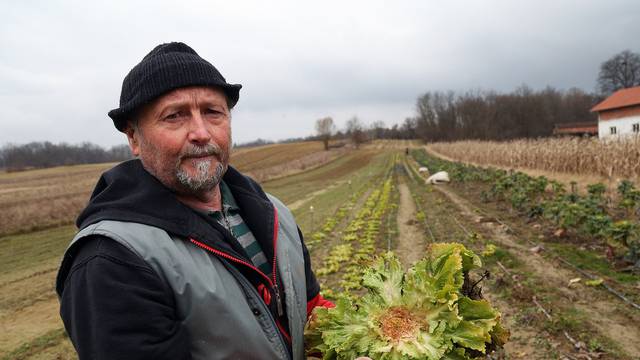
(598, 115, 640, 139)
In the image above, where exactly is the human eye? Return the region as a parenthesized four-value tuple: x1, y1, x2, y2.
(203, 108, 226, 120)
(204, 108, 223, 115)
(163, 111, 184, 122)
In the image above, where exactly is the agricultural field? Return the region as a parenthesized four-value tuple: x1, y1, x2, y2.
(1, 140, 639, 359)
(232, 141, 346, 182)
(0, 141, 333, 237)
(428, 137, 640, 185)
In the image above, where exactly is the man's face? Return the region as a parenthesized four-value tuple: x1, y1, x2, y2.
(126, 86, 232, 196)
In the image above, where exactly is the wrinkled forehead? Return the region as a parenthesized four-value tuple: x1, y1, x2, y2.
(154, 86, 229, 106)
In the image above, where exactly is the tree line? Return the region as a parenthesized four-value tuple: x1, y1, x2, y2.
(0, 142, 132, 171)
(313, 86, 603, 146)
(411, 86, 601, 142)
(342, 49, 639, 143)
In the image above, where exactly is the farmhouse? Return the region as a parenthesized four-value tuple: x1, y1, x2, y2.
(552, 121, 598, 137)
(591, 86, 640, 139)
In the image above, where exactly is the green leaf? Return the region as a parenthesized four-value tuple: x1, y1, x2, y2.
(585, 278, 604, 286)
(446, 321, 490, 353)
(305, 246, 506, 360)
(442, 348, 473, 360)
(362, 252, 404, 305)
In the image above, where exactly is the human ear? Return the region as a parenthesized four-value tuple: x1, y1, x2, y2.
(125, 124, 140, 156)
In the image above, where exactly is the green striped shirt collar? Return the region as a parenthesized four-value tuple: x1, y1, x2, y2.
(219, 180, 239, 212)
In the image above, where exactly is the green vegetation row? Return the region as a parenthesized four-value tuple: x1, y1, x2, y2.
(411, 149, 640, 269)
(317, 165, 396, 297)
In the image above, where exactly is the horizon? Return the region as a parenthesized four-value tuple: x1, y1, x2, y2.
(2, 0, 638, 147)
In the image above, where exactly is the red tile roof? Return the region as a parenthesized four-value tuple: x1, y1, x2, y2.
(591, 86, 640, 112)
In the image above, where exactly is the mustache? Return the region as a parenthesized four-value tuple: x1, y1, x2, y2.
(180, 144, 223, 159)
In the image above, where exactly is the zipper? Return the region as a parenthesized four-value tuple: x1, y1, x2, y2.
(213, 254, 292, 358)
(190, 238, 274, 286)
(271, 207, 283, 317)
(189, 204, 285, 315)
(190, 236, 290, 338)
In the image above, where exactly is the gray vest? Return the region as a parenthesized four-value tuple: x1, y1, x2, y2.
(67, 195, 307, 360)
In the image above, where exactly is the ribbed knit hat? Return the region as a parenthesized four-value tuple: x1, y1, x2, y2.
(108, 42, 242, 132)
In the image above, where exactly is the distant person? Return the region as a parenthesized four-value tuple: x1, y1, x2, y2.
(56, 42, 333, 360)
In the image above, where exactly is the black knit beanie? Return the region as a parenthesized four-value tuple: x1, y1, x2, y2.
(108, 42, 242, 132)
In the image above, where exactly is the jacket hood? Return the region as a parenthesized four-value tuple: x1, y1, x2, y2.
(77, 159, 275, 252)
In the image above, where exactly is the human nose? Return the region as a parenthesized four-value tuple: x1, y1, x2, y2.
(187, 113, 212, 144)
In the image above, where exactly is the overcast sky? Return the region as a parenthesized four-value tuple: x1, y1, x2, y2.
(1, 0, 638, 147)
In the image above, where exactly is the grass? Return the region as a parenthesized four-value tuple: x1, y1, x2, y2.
(0, 225, 76, 276)
(230, 141, 325, 172)
(0, 164, 111, 237)
(1, 328, 68, 360)
(482, 246, 524, 270)
(263, 149, 379, 205)
(547, 307, 626, 359)
(547, 243, 639, 284)
(0, 141, 338, 237)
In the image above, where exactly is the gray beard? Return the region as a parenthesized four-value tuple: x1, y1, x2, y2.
(137, 133, 230, 196)
(176, 160, 225, 193)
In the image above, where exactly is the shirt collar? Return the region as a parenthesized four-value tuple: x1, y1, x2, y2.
(219, 180, 239, 212)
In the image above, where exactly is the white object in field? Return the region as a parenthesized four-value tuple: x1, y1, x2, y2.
(418, 166, 429, 173)
(427, 171, 450, 184)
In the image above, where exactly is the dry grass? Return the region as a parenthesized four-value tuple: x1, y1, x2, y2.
(263, 149, 381, 205)
(0, 225, 76, 359)
(230, 141, 326, 171)
(0, 164, 115, 237)
(428, 137, 640, 182)
(241, 148, 346, 182)
(0, 141, 338, 236)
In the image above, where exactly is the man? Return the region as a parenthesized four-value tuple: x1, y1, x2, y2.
(56, 42, 332, 360)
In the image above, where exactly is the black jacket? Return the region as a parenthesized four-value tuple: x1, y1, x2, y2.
(56, 159, 320, 359)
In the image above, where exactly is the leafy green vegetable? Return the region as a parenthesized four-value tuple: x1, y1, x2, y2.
(306, 243, 508, 359)
(585, 278, 604, 287)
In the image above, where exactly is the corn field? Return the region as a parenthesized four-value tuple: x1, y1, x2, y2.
(427, 136, 640, 180)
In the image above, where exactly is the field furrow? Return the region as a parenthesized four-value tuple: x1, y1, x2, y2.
(3, 141, 640, 359)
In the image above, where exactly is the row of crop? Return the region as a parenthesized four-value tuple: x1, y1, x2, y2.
(315, 177, 390, 277)
(315, 183, 383, 276)
(339, 178, 394, 291)
(411, 149, 640, 267)
(305, 157, 393, 251)
(316, 170, 395, 298)
(305, 184, 368, 250)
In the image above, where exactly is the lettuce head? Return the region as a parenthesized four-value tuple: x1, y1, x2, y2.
(305, 243, 508, 360)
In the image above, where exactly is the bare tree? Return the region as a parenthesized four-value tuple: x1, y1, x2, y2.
(413, 86, 599, 142)
(597, 50, 640, 96)
(0, 142, 132, 171)
(345, 116, 367, 148)
(369, 121, 386, 140)
(315, 116, 335, 150)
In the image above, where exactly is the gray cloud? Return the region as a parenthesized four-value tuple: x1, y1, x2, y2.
(1, 0, 639, 146)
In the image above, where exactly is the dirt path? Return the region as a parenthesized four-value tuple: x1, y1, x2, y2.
(433, 184, 640, 358)
(395, 176, 426, 269)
